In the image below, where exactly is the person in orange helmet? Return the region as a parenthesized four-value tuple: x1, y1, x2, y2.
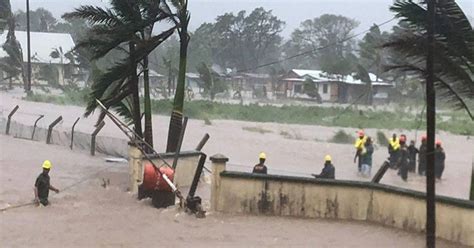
(397, 134, 410, 181)
(434, 140, 446, 179)
(418, 135, 428, 176)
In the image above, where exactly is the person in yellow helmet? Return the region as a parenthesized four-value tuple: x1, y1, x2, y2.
(34, 160, 59, 206)
(354, 130, 367, 173)
(313, 155, 335, 179)
(388, 133, 401, 169)
(252, 152, 268, 174)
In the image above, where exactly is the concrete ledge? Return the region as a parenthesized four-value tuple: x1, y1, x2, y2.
(220, 171, 474, 209)
(216, 170, 474, 246)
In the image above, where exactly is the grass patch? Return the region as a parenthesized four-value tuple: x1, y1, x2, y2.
(242, 126, 273, 134)
(329, 130, 355, 144)
(279, 130, 304, 140)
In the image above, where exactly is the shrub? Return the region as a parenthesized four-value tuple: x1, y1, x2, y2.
(376, 131, 389, 147)
(329, 130, 355, 144)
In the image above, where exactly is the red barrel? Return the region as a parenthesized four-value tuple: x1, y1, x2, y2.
(142, 163, 175, 192)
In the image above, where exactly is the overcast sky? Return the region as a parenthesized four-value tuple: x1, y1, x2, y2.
(10, 0, 474, 37)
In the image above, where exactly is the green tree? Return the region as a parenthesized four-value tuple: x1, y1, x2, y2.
(196, 62, 227, 100)
(161, 0, 191, 152)
(14, 8, 57, 32)
(64, 0, 176, 140)
(358, 24, 390, 80)
(287, 14, 359, 75)
(0, 0, 27, 90)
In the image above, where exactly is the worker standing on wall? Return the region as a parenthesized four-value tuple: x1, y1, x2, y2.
(407, 140, 419, 173)
(252, 152, 268, 174)
(313, 155, 335, 179)
(435, 140, 446, 180)
(418, 135, 428, 176)
(34, 160, 60, 206)
(354, 130, 367, 173)
(397, 135, 410, 181)
(388, 133, 400, 169)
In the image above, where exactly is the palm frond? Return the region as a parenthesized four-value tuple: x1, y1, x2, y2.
(63, 5, 121, 26)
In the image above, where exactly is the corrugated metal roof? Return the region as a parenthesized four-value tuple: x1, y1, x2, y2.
(0, 31, 75, 64)
(290, 69, 392, 86)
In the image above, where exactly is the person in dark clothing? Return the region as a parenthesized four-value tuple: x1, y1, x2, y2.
(313, 155, 335, 179)
(361, 137, 374, 177)
(418, 135, 427, 176)
(434, 141, 446, 180)
(397, 135, 410, 181)
(34, 160, 59, 206)
(407, 140, 419, 173)
(252, 152, 268, 174)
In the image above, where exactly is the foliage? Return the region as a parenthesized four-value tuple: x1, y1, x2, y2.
(189, 7, 284, 71)
(303, 78, 321, 101)
(196, 62, 227, 100)
(384, 0, 474, 119)
(329, 130, 355, 144)
(285, 14, 359, 75)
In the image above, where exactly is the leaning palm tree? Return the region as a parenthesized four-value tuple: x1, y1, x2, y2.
(384, 0, 474, 118)
(63, 0, 176, 140)
(161, 0, 190, 152)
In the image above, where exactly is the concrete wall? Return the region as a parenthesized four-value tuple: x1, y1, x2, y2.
(212, 166, 474, 246)
(128, 145, 202, 193)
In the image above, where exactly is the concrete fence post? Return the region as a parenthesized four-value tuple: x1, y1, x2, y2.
(128, 143, 143, 194)
(31, 115, 44, 140)
(5, 105, 19, 135)
(70, 117, 80, 149)
(210, 154, 228, 211)
(90, 121, 105, 156)
(46, 116, 63, 144)
(470, 161, 473, 201)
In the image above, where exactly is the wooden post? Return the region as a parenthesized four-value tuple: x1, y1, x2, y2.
(90, 121, 105, 156)
(210, 154, 228, 211)
(5, 105, 19, 135)
(195, 133, 210, 151)
(70, 117, 80, 149)
(470, 162, 474, 201)
(46, 116, 62, 144)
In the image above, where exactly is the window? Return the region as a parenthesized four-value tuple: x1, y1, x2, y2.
(323, 84, 328, 94)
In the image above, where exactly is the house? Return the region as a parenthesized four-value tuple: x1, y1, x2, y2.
(0, 31, 76, 86)
(138, 69, 165, 88)
(230, 73, 271, 98)
(185, 72, 204, 93)
(279, 69, 393, 103)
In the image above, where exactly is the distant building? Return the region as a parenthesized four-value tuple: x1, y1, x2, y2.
(0, 31, 76, 86)
(279, 69, 393, 104)
(230, 73, 271, 98)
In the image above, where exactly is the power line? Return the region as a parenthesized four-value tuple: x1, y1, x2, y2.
(236, 17, 397, 73)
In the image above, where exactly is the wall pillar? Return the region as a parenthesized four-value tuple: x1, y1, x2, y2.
(128, 143, 143, 194)
(210, 154, 228, 211)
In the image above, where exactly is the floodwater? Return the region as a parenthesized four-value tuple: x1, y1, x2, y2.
(0, 135, 465, 247)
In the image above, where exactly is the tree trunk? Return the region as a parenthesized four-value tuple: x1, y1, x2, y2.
(166, 26, 189, 152)
(129, 42, 143, 138)
(143, 55, 153, 150)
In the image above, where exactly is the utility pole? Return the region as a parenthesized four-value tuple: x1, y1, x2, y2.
(26, 0, 32, 92)
(426, 0, 436, 247)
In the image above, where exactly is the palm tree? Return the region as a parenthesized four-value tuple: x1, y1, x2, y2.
(384, 0, 474, 118)
(63, 0, 176, 140)
(161, 0, 190, 152)
(0, 0, 27, 89)
(384, 1, 473, 245)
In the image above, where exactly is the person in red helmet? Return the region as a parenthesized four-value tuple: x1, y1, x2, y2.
(434, 140, 446, 179)
(397, 134, 410, 181)
(354, 130, 367, 174)
(418, 135, 427, 176)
